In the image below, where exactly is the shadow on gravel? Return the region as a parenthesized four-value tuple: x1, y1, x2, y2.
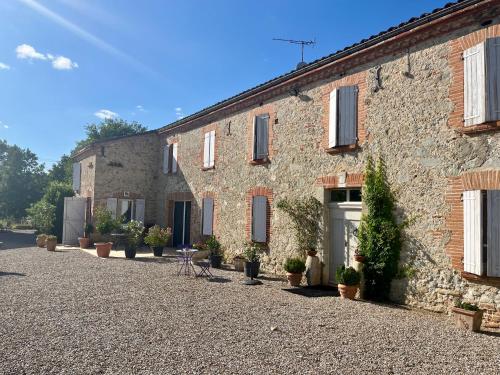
(0, 230, 36, 250)
(207, 277, 232, 283)
(283, 285, 340, 298)
(479, 330, 500, 338)
(0, 271, 26, 277)
(126, 257, 178, 264)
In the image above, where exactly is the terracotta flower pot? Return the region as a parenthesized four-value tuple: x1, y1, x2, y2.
(452, 307, 483, 332)
(286, 272, 303, 287)
(354, 255, 366, 263)
(45, 239, 57, 252)
(338, 284, 359, 300)
(36, 237, 46, 248)
(78, 237, 90, 249)
(95, 242, 113, 258)
(307, 250, 317, 257)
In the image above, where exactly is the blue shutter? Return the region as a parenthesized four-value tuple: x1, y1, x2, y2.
(338, 86, 358, 146)
(486, 37, 500, 122)
(202, 197, 214, 236)
(252, 196, 267, 243)
(254, 115, 269, 160)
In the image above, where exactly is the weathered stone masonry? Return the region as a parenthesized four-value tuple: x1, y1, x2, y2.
(73, 1, 500, 327)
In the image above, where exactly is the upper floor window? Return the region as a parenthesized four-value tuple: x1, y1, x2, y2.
(328, 85, 358, 148)
(253, 114, 269, 161)
(162, 143, 178, 174)
(463, 190, 500, 277)
(203, 130, 216, 169)
(72, 162, 81, 193)
(463, 37, 500, 126)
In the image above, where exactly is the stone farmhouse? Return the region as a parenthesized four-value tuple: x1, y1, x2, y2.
(68, 0, 500, 326)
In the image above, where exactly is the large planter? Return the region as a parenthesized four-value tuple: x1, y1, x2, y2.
(36, 237, 46, 248)
(305, 253, 321, 286)
(452, 307, 483, 332)
(338, 284, 359, 300)
(233, 257, 245, 272)
(152, 246, 164, 257)
(124, 245, 137, 259)
(78, 237, 90, 249)
(46, 238, 57, 252)
(244, 261, 260, 278)
(95, 242, 113, 258)
(286, 272, 302, 287)
(209, 254, 223, 268)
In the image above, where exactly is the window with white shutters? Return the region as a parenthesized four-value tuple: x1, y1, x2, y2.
(106, 198, 118, 219)
(463, 37, 500, 127)
(172, 143, 178, 173)
(163, 143, 178, 174)
(202, 197, 214, 235)
(328, 85, 358, 148)
(463, 189, 500, 277)
(203, 131, 216, 168)
(253, 115, 269, 161)
(252, 195, 267, 243)
(135, 199, 145, 223)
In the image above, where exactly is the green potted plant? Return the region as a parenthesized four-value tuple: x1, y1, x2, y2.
(124, 220, 144, 259)
(144, 225, 171, 257)
(78, 223, 94, 249)
(36, 233, 47, 248)
(283, 257, 306, 287)
(45, 235, 57, 252)
(93, 206, 117, 258)
(206, 235, 223, 268)
(452, 300, 483, 332)
(336, 265, 361, 300)
(243, 241, 265, 278)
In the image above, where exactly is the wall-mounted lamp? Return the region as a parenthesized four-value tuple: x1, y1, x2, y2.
(288, 85, 300, 97)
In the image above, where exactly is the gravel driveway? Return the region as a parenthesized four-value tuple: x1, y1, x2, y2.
(1, 240, 499, 374)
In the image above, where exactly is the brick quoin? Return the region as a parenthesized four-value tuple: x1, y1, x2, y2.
(199, 123, 219, 170)
(448, 23, 500, 133)
(246, 104, 276, 164)
(246, 187, 273, 242)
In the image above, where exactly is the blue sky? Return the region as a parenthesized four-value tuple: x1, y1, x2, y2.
(0, 0, 448, 166)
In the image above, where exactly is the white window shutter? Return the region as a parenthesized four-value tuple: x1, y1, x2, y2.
(463, 43, 486, 126)
(72, 162, 81, 192)
(162, 144, 169, 174)
(328, 89, 338, 148)
(486, 37, 500, 122)
(251, 116, 257, 160)
(106, 198, 118, 219)
(463, 190, 483, 275)
(172, 143, 178, 173)
(487, 190, 500, 277)
(338, 86, 358, 146)
(202, 197, 214, 235)
(135, 199, 145, 224)
(203, 132, 210, 168)
(209, 131, 215, 167)
(252, 196, 267, 243)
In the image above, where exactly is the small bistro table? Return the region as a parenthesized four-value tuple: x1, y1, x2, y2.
(176, 248, 198, 276)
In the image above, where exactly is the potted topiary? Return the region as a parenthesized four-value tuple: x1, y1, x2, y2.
(233, 255, 246, 272)
(336, 265, 361, 300)
(124, 220, 144, 259)
(94, 206, 117, 258)
(353, 248, 366, 263)
(45, 235, 57, 252)
(452, 300, 483, 332)
(283, 257, 306, 287)
(144, 225, 171, 257)
(206, 235, 223, 268)
(36, 234, 47, 248)
(243, 241, 265, 278)
(78, 223, 94, 249)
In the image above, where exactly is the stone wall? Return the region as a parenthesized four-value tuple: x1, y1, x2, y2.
(78, 154, 96, 200)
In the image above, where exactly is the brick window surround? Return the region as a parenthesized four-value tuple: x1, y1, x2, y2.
(199, 123, 219, 171)
(246, 187, 273, 242)
(200, 191, 218, 236)
(315, 173, 364, 189)
(444, 170, 500, 287)
(321, 71, 367, 154)
(448, 23, 500, 134)
(247, 104, 275, 165)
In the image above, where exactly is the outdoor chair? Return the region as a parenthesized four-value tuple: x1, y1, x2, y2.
(191, 250, 213, 278)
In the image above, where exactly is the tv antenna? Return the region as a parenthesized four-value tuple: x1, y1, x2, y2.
(273, 38, 316, 69)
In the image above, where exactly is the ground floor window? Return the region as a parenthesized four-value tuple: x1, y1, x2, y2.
(330, 188, 362, 202)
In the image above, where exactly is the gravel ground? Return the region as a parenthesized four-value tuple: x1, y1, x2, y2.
(1, 237, 499, 374)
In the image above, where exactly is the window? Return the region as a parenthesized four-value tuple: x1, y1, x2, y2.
(253, 114, 269, 161)
(463, 190, 500, 277)
(463, 37, 500, 126)
(162, 143, 178, 174)
(329, 85, 358, 148)
(72, 162, 81, 192)
(107, 198, 145, 223)
(120, 200, 135, 223)
(330, 189, 362, 202)
(203, 130, 216, 169)
(252, 195, 267, 243)
(201, 197, 214, 235)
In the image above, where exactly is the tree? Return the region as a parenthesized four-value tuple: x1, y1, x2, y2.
(0, 140, 47, 219)
(44, 181, 75, 240)
(26, 200, 56, 234)
(74, 118, 147, 151)
(48, 154, 73, 184)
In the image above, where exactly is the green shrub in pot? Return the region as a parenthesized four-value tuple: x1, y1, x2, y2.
(144, 225, 171, 256)
(124, 220, 144, 259)
(283, 257, 306, 287)
(336, 265, 361, 300)
(206, 235, 223, 268)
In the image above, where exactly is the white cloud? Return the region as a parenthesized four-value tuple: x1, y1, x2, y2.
(94, 109, 118, 120)
(0, 62, 10, 70)
(175, 107, 184, 120)
(52, 56, 78, 70)
(136, 105, 146, 112)
(16, 44, 47, 60)
(0, 121, 9, 129)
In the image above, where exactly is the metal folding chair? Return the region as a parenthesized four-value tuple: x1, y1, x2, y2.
(193, 259, 213, 278)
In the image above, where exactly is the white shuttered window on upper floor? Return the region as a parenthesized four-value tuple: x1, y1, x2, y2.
(162, 143, 178, 174)
(253, 115, 269, 161)
(463, 37, 500, 126)
(463, 190, 500, 277)
(328, 85, 358, 148)
(203, 131, 216, 168)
